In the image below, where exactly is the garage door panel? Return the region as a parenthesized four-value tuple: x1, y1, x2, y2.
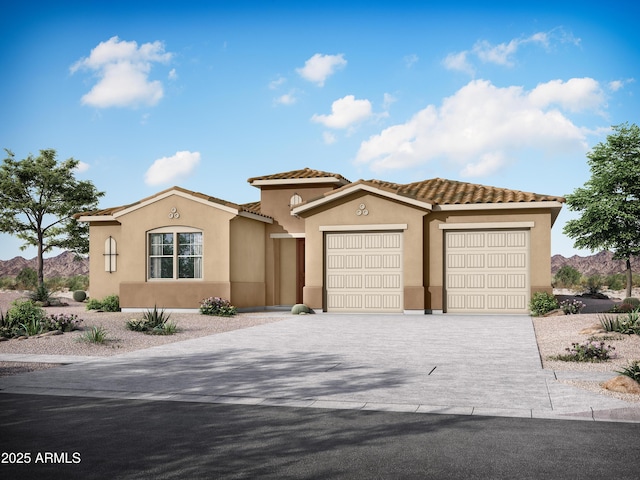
(326, 232, 403, 312)
(446, 230, 529, 314)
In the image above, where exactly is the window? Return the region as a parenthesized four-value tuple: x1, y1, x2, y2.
(149, 230, 202, 279)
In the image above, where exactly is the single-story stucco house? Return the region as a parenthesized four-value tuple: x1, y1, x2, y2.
(76, 168, 564, 314)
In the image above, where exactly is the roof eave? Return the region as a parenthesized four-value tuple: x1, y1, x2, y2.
(292, 183, 433, 215)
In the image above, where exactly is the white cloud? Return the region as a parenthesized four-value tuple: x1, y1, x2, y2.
(168, 68, 177, 81)
(311, 95, 372, 129)
(74, 161, 90, 173)
(296, 53, 346, 86)
(144, 151, 201, 186)
(442, 51, 475, 75)
(275, 91, 297, 106)
(444, 30, 571, 74)
(323, 132, 337, 145)
(404, 54, 419, 68)
(529, 78, 605, 113)
(355, 78, 603, 177)
(71, 36, 173, 108)
(269, 76, 286, 90)
(383, 93, 397, 110)
(608, 78, 635, 92)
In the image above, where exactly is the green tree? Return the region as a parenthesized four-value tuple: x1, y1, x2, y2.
(554, 265, 582, 288)
(0, 149, 104, 288)
(563, 123, 640, 298)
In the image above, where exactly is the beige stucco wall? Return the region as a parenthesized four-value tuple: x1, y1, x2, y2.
(88, 193, 254, 309)
(230, 216, 266, 307)
(87, 222, 122, 300)
(299, 192, 429, 311)
(425, 208, 554, 311)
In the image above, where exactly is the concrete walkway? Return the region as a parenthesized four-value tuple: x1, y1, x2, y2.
(1, 314, 639, 422)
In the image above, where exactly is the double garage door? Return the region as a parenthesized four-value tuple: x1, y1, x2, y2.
(445, 230, 530, 313)
(326, 232, 403, 312)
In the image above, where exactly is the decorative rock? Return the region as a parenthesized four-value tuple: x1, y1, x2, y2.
(542, 309, 565, 317)
(580, 324, 606, 335)
(0, 336, 7, 342)
(16, 336, 28, 340)
(602, 376, 640, 395)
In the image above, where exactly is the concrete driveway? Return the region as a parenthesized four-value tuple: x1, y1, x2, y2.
(0, 314, 638, 421)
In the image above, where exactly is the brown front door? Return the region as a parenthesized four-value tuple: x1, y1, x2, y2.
(296, 238, 305, 304)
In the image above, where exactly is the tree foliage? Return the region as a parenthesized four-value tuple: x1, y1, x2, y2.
(563, 123, 640, 297)
(0, 149, 104, 286)
(554, 265, 582, 288)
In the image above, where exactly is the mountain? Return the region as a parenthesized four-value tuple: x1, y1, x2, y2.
(0, 251, 89, 278)
(551, 250, 640, 276)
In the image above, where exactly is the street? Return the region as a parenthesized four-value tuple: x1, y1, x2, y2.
(1, 393, 639, 479)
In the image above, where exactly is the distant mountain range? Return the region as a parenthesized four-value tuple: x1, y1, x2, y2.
(551, 250, 640, 276)
(0, 251, 89, 278)
(0, 250, 638, 279)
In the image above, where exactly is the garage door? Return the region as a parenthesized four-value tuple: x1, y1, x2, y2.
(445, 230, 529, 313)
(326, 232, 403, 312)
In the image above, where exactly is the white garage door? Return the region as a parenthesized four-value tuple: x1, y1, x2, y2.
(326, 232, 403, 312)
(445, 230, 529, 313)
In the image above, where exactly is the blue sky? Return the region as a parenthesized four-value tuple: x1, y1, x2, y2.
(1, 0, 638, 260)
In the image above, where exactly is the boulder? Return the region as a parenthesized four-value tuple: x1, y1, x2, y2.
(602, 376, 640, 395)
(580, 324, 606, 335)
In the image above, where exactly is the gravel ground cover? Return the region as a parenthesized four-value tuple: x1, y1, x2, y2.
(1, 290, 639, 403)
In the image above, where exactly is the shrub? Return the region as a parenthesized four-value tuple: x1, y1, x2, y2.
(42, 313, 82, 332)
(0, 277, 16, 290)
(27, 284, 52, 304)
(79, 326, 108, 344)
(605, 274, 626, 291)
(200, 297, 237, 317)
(582, 275, 603, 295)
(86, 294, 120, 312)
(100, 295, 120, 312)
(73, 290, 87, 302)
(559, 299, 585, 315)
(126, 306, 177, 335)
(86, 298, 103, 310)
(554, 265, 582, 288)
(66, 275, 89, 292)
(7, 300, 45, 333)
(0, 308, 21, 338)
(291, 304, 311, 315)
(15, 267, 37, 289)
(554, 341, 615, 362)
(44, 276, 66, 293)
(529, 292, 559, 316)
(623, 297, 640, 308)
(617, 361, 640, 383)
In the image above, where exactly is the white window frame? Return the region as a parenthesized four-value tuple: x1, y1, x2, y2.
(147, 227, 203, 281)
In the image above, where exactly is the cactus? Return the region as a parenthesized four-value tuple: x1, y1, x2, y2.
(73, 290, 87, 302)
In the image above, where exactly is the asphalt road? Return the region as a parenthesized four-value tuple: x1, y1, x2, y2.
(1, 393, 639, 479)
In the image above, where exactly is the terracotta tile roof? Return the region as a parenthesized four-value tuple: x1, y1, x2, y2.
(393, 178, 565, 205)
(240, 201, 263, 216)
(306, 177, 564, 208)
(76, 186, 272, 220)
(247, 167, 350, 184)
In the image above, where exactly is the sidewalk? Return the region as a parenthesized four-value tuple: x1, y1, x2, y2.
(1, 314, 639, 423)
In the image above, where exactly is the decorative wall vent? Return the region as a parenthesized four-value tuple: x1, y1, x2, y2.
(168, 207, 180, 219)
(356, 203, 369, 216)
